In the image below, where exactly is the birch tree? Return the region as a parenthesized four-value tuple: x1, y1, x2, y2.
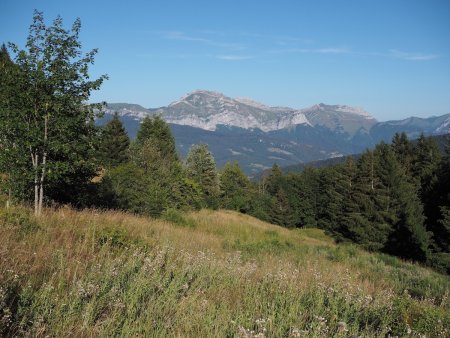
(1, 11, 107, 214)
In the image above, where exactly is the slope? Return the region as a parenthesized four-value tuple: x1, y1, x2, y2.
(1, 206, 448, 337)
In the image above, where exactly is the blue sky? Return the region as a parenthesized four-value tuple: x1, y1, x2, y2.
(1, 0, 449, 121)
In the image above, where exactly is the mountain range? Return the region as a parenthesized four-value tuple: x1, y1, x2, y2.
(99, 90, 450, 174)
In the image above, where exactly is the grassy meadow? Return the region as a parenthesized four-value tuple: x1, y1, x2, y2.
(0, 206, 449, 337)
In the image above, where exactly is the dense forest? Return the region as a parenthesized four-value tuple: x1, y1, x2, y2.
(1, 12, 449, 275)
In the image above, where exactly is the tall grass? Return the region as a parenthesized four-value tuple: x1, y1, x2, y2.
(1, 206, 449, 337)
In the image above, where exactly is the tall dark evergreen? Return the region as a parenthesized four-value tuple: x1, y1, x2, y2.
(265, 164, 283, 195)
(343, 150, 385, 250)
(392, 132, 413, 174)
(133, 117, 200, 215)
(185, 144, 220, 208)
(316, 166, 344, 235)
(426, 133, 450, 256)
(135, 116, 178, 162)
(270, 187, 294, 227)
(373, 143, 430, 261)
(98, 113, 130, 168)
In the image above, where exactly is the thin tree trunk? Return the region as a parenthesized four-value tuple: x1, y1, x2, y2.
(38, 158, 46, 215)
(31, 151, 39, 215)
(38, 115, 48, 215)
(6, 188, 11, 209)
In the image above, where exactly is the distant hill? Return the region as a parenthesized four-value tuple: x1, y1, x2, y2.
(99, 90, 450, 174)
(251, 133, 449, 180)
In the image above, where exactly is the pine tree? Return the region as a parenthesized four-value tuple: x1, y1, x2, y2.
(98, 113, 130, 168)
(185, 144, 220, 208)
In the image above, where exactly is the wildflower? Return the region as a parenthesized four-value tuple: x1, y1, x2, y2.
(406, 324, 412, 334)
(289, 328, 301, 337)
(337, 321, 348, 333)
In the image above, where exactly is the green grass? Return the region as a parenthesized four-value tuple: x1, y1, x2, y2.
(0, 206, 449, 337)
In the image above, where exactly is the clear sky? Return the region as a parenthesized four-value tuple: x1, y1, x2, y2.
(1, 0, 449, 121)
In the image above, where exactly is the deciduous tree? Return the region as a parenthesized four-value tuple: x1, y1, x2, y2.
(0, 11, 107, 214)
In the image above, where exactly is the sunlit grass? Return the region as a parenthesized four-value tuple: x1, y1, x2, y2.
(0, 206, 448, 337)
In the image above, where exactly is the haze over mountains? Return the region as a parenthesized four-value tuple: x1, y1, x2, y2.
(101, 90, 450, 174)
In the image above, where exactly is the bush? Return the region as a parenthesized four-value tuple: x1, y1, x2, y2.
(97, 226, 134, 248)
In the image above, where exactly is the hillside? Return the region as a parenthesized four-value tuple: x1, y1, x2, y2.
(1, 206, 448, 337)
(252, 133, 450, 179)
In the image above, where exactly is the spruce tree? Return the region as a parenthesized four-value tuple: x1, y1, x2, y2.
(348, 150, 385, 250)
(135, 116, 178, 161)
(374, 143, 430, 261)
(270, 187, 294, 227)
(129, 117, 198, 215)
(426, 133, 450, 254)
(185, 144, 220, 208)
(316, 166, 344, 235)
(392, 132, 413, 174)
(265, 163, 283, 195)
(98, 113, 130, 168)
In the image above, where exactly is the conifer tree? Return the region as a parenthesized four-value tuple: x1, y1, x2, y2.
(411, 134, 441, 200)
(348, 150, 385, 250)
(426, 133, 450, 254)
(374, 143, 430, 261)
(270, 187, 294, 227)
(316, 166, 344, 234)
(135, 116, 178, 161)
(337, 157, 362, 241)
(392, 132, 413, 174)
(185, 144, 220, 208)
(129, 117, 200, 215)
(98, 113, 130, 168)
(0, 43, 23, 207)
(265, 163, 283, 195)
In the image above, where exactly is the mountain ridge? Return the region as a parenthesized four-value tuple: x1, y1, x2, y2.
(100, 90, 450, 174)
(106, 90, 376, 134)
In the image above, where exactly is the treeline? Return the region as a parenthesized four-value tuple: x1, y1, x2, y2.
(93, 115, 450, 272)
(250, 133, 450, 273)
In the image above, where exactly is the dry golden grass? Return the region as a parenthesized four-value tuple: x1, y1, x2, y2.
(0, 205, 449, 337)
